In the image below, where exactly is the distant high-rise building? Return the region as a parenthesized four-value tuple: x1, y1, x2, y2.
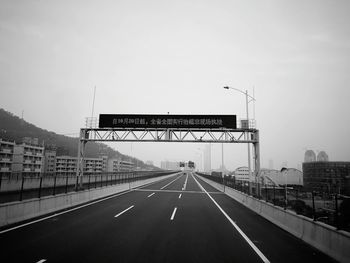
(203, 144, 211, 172)
(146, 160, 154, 166)
(268, 159, 274, 169)
(317, 151, 329, 162)
(304, 150, 316, 162)
(161, 161, 180, 170)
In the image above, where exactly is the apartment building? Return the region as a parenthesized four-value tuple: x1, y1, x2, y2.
(56, 156, 104, 176)
(0, 138, 15, 175)
(12, 140, 44, 176)
(44, 150, 56, 174)
(55, 156, 78, 176)
(107, 158, 134, 172)
(84, 157, 103, 174)
(234, 167, 250, 182)
(120, 160, 134, 171)
(101, 155, 108, 172)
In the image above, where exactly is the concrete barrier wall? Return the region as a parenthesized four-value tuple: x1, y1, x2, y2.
(0, 173, 179, 228)
(197, 175, 350, 263)
(0, 172, 162, 192)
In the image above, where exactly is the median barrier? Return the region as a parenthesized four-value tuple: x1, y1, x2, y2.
(196, 174, 350, 263)
(0, 172, 179, 228)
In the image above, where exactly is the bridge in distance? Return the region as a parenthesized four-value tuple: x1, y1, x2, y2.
(0, 172, 335, 262)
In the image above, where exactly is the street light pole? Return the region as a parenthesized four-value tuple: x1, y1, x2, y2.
(224, 86, 255, 195)
(245, 90, 253, 195)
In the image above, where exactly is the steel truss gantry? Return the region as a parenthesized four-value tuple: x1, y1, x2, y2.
(75, 128, 260, 193)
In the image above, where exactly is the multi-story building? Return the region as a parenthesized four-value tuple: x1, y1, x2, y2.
(12, 139, 44, 176)
(234, 167, 250, 181)
(119, 160, 134, 171)
(55, 156, 77, 176)
(100, 155, 108, 172)
(44, 150, 56, 175)
(303, 161, 350, 195)
(84, 157, 103, 174)
(56, 156, 104, 176)
(107, 158, 119, 173)
(107, 158, 134, 172)
(161, 161, 179, 170)
(0, 138, 15, 175)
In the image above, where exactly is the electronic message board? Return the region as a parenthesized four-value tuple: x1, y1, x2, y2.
(99, 114, 236, 129)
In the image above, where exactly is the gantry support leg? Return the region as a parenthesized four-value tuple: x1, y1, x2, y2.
(253, 130, 261, 197)
(76, 129, 87, 190)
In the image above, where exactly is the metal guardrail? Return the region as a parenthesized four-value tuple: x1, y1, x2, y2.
(0, 170, 178, 204)
(196, 172, 350, 232)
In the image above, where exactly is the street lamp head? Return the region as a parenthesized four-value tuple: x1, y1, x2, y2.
(223, 86, 230, 90)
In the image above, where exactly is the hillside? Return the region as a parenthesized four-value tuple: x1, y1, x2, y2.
(0, 108, 156, 169)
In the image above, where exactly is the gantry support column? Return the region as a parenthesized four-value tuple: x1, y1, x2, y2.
(253, 130, 261, 197)
(75, 129, 87, 190)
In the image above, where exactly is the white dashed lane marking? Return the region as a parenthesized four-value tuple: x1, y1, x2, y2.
(114, 205, 134, 218)
(170, 207, 177, 221)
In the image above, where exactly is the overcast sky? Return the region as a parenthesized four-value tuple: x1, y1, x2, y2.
(1, 0, 350, 170)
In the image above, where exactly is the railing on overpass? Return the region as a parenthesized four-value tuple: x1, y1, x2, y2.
(196, 172, 350, 233)
(0, 170, 178, 204)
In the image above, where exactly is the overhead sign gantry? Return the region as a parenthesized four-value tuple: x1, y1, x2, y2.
(76, 114, 260, 192)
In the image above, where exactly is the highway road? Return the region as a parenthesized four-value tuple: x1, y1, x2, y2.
(0, 172, 336, 262)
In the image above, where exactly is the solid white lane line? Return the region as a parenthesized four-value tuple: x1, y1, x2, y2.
(36, 260, 47, 263)
(160, 174, 183, 190)
(114, 205, 134, 218)
(191, 173, 270, 263)
(179, 193, 182, 199)
(147, 193, 155, 198)
(170, 207, 177, 221)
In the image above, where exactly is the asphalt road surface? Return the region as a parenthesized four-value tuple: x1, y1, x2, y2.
(0, 172, 336, 262)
